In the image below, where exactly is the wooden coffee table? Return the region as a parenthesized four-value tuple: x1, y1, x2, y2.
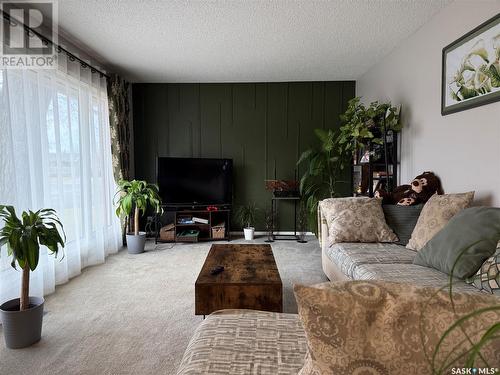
(195, 244, 283, 316)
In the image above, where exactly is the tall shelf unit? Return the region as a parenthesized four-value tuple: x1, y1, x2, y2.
(352, 130, 399, 197)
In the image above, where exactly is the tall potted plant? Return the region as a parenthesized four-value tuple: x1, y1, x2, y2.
(0, 206, 65, 349)
(298, 97, 402, 232)
(115, 180, 162, 254)
(297, 128, 347, 232)
(237, 203, 258, 241)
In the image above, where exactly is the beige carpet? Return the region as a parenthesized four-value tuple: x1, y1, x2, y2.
(0, 236, 326, 375)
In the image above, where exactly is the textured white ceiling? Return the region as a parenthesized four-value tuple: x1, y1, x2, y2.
(53, 0, 453, 82)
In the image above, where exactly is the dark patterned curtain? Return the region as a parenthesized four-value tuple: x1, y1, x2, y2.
(107, 74, 131, 244)
(107, 73, 130, 182)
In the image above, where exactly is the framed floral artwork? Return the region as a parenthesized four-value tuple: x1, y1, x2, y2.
(442, 13, 500, 115)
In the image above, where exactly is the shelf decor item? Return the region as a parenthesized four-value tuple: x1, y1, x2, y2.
(115, 180, 162, 254)
(442, 14, 500, 115)
(211, 223, 226, 239)
(237, 203, 259, 241)
(0, 205, 65, 349)
(265, 180, 299, 198)
(159, 223, 175, 241)
(177, 229, 200, 242)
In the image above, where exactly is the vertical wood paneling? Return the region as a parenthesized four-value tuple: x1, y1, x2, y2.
(133, 81, 355, 230)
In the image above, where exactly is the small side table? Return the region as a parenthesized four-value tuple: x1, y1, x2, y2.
(270, 195, 301, 241)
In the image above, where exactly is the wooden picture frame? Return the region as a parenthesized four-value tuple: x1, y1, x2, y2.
(441, 13, 500, 116)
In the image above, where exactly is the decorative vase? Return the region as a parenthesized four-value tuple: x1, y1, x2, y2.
(0, 296, 44, 349)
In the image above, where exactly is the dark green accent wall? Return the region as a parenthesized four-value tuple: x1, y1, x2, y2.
(133, 81, 355, 230)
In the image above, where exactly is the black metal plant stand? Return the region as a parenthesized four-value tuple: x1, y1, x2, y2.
(270, 196, 301, 241)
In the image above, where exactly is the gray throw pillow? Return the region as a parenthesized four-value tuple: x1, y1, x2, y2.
(383, 204, 423, 246)
(413, 207, 500, 279)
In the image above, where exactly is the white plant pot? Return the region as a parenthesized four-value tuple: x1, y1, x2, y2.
(243, 227, 255, 241)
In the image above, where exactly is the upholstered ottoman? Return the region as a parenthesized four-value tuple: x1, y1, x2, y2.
(176, 309, 307, 375)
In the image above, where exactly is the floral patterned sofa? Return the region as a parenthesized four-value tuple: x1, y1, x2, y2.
(317, 203, 483, 293)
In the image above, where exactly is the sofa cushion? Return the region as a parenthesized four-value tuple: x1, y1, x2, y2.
(320, 197, 398, 244)
(294, 281, 500, 375)
(176, 309, 306, 375)
(382, 204, 423, 245)
(414, 207, 500, 279)
(352, 263, 479, 293)
(466, 248, 500, 295)
(406, 192, 474, 250)
(325, 242, 416, 278)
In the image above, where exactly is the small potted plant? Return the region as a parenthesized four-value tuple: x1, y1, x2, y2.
(0, 206, 65, 349)
(115, 180, 162, 254)
(237, 203, 258, 241)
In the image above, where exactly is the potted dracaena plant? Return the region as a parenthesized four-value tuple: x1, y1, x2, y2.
(115, 180, 162, 254)
(0, 206, 65, 349)
(237, 203, 259, 241)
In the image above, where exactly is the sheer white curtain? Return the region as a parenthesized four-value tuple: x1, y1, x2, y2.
(0, 54, 121, 303)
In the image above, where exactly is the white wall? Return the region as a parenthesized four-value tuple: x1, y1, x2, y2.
(357, 0, 500, 206)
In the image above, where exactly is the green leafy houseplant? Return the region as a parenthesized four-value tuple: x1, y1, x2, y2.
(0, 205, 65, 348)
(236, 203, 258, 229)
(236, 203, 259, 240)
(337, 97, 402, 157)
(115, 180, 162, 254)
(297, 128, 347, 232)
(298, 97, 402, 232)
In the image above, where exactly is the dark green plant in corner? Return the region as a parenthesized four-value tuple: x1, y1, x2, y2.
(297, 128, 347, 231)
(115, 180, 161, 254)
(298, 97, 402, 231)
(0, 205, 65, 348)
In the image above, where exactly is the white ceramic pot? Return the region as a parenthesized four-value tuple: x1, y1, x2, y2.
(243, 227, 255, 241)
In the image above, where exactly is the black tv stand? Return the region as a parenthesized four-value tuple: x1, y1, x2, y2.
(155, 204, 231, 243)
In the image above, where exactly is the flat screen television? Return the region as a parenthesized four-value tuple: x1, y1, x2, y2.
(157, 157, 233, 206)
